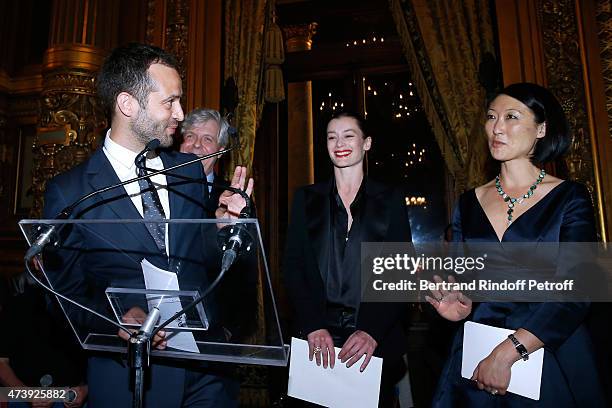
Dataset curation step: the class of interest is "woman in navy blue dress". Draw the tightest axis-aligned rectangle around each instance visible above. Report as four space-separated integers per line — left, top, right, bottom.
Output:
429 83 605 407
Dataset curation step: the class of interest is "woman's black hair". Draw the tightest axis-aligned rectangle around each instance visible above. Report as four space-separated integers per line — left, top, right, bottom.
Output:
329 111 370 138
491 82 570 163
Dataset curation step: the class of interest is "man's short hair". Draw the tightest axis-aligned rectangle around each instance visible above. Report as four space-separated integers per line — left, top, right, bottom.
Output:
181 109 229 148
97 43 180 115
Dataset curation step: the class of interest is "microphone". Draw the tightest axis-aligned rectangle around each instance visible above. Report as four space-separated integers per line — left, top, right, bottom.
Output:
135 139 161 172
40 374 53 387
217 203 254 273
139 306 161 337
24 213 68 261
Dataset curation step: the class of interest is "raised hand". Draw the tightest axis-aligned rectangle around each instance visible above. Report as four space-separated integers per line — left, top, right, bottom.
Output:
215 166 254 219
425 275 472 321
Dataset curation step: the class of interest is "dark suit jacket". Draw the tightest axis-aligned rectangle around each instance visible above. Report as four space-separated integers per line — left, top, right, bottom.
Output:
283 178 412 360
42 147 248 406
42 147 218 334
203 173 228 218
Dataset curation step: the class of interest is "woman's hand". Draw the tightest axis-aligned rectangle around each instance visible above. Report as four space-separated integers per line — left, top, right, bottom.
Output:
425 275 472 321
471 339 517 396
338 330 377 372
307 329 335 369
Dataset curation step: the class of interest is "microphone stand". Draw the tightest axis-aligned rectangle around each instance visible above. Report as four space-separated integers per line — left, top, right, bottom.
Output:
128 306 160 408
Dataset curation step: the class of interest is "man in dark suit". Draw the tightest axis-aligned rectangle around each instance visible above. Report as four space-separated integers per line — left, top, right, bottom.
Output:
179 109 229 217
42 43 253 408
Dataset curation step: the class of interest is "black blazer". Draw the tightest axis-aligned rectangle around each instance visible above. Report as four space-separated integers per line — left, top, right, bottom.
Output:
283 178 412 359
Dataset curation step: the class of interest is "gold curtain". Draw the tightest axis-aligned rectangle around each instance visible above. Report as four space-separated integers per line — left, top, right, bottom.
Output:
224 0 268 176
390 0 496 190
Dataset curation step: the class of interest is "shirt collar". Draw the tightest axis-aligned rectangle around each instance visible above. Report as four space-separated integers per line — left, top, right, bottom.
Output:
103 129 162 170
103 130 139 172
331 176 367 210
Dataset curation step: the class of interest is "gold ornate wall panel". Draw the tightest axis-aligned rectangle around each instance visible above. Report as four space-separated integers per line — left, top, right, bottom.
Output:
497 0 612 239
597 0 612 142
165 0 190 85
145 0 222 111
538 0 612 240
540 0 595 185
28 0 118 218
32 67 107 217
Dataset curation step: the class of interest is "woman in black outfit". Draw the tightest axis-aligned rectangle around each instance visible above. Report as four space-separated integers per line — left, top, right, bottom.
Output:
284 111 413 406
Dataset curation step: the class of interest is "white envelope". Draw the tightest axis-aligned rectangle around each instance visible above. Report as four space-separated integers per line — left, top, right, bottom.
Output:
288 337 383 407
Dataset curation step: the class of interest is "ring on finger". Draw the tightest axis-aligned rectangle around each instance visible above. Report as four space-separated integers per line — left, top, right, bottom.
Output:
490 389 498 395
313 346 322 354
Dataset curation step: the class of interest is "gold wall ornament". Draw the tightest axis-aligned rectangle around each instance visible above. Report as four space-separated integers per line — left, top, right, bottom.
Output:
282 22 318 52
596 0 612 142
165 0 189 85
31 67 107 218
540 0 594 184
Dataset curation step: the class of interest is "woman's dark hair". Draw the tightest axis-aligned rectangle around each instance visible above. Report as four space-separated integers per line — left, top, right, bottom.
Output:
491 82 570 163
329 111 370 138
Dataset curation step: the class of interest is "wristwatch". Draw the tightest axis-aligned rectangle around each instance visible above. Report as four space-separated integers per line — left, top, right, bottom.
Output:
508 333 529 361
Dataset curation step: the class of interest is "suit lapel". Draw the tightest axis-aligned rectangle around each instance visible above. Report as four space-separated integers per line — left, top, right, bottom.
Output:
85 149 161 255
360 179 389 243
304 181 332 284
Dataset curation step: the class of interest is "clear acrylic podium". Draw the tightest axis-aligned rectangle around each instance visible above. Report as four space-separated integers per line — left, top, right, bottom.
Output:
19 218 289 367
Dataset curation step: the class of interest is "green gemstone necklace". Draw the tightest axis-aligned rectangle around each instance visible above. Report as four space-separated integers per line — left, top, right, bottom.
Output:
495 168 546 225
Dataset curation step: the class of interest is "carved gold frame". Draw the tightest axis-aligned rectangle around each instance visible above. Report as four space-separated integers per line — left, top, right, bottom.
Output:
35 124 76 146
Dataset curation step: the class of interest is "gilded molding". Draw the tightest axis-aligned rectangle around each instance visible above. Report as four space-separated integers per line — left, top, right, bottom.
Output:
596 0 612 142
539 0 602 237
282 23 318 52
43 45 107 72
146 0 158 45
0 68 43 95
165 0 189 83
31 68 107 217
8 96 40 120
540 0 594 185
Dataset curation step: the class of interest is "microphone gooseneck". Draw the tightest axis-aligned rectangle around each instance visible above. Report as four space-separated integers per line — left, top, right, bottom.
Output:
24 140 163 262
134 139 161 173
25 140 236 263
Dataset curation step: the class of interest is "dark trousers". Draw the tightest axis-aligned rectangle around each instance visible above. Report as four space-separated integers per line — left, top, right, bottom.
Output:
87 356 239 408
327 304 406 407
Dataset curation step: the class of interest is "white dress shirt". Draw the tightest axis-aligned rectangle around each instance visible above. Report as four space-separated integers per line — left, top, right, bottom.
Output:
206 171 214 193
102 130 170 255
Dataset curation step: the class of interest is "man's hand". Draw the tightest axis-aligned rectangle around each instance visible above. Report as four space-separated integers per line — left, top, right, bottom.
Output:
118 307 167 349
215 166 254 219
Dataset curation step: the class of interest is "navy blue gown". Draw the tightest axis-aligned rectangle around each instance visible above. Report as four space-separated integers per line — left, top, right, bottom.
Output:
433 181 606 407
